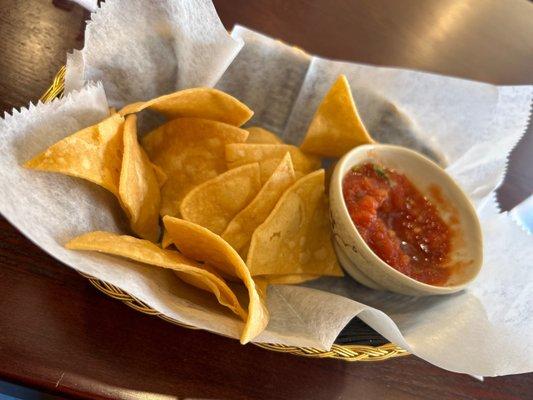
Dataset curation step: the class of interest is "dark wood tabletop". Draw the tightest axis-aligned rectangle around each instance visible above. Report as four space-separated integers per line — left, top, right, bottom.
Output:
0 0 532 399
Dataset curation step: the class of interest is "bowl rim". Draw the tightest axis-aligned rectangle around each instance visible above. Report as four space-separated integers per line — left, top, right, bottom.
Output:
330 143 483 292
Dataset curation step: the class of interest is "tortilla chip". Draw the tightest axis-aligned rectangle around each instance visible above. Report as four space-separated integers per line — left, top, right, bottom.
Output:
161 230 173 249
262 274 319 285
180 163 261 235
174 262 236 306
300 75 374 158
142 118 249 217
225 143 321 183
163 217 269 344
118 115 161 242
222 153 296 257
151 162 167 188
250 277 270 299
119 88 253 127
65 231 246 320
246 127 283 144
247 170 343 277
24 113 124 196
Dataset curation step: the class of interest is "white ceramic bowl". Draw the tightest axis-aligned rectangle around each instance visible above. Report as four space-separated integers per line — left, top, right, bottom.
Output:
329 144 483 296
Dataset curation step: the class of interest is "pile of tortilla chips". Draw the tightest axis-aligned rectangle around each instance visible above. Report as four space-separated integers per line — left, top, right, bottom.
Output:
25 75 372 343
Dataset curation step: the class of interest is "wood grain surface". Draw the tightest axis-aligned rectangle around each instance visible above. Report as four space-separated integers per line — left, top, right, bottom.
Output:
0 0 532 399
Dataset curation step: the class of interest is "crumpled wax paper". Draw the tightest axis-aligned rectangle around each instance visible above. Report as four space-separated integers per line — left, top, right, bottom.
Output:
72 0 98 12
65 0 243 107
1 1 532 376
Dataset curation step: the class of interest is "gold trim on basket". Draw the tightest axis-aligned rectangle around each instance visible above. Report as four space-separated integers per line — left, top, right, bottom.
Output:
40 66 66 102
43 67 408 362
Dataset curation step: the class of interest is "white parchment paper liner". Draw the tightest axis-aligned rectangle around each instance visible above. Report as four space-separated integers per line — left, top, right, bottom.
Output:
65 0 243 107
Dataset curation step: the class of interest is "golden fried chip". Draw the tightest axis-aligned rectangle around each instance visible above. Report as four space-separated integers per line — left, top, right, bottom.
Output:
66 231 246 320
161 230 173 249
163 217 269 344
239 273 319 296
262 274 319 285
222 153 296 257
180 163 261 235
174 262 236 304
300 75 374 158
24 113 125 196
119 115 161 242
250 277 270 299
142 118 249 218
247 170 343 277
225 143 321 183
151 162 167 188
119 88 253 127
246 127 283 144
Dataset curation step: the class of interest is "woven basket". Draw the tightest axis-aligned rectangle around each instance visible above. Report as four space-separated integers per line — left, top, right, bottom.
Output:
41 66 408 362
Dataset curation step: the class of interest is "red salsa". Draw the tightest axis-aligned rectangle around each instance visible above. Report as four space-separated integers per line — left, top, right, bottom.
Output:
343 163 452 285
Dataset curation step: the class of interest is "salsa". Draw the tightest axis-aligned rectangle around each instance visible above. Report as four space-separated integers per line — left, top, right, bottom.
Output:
343 162 452 285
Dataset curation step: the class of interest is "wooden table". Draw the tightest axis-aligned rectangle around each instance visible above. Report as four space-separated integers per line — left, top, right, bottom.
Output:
0 0 532 399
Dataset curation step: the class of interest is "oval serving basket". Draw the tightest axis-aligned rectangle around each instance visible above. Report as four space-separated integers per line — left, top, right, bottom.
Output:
41 66 408 362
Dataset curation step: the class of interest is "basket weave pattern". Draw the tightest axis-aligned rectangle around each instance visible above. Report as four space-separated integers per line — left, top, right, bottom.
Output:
40 67 408 362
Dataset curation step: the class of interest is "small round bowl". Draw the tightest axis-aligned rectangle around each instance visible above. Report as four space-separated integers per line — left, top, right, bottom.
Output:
329 144 483 296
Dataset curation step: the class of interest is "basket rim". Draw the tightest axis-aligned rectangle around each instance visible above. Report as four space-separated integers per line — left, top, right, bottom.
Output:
40 66 408 362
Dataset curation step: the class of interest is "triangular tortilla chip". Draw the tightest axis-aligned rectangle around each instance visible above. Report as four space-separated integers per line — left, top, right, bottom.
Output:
151 162 167 188
65 231 246 320
261 274 319 285
142 118 249 218
161 230 173 249
163 217 269 344
119 115 161 242
180 163 261 235
247 170 343 277
225 143 321 183
246 127 283 144
24 113 125 196
119 88 253 127
174 262 239 308
222 153 296 257
300 75 374 158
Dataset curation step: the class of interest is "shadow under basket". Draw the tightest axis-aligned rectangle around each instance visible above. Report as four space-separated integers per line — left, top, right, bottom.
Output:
41 66 408 362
